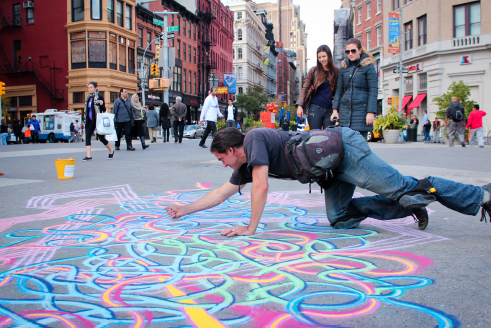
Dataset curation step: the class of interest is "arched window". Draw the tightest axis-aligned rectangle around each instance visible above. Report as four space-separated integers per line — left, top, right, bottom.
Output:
238 29 242 41
238 48 242 59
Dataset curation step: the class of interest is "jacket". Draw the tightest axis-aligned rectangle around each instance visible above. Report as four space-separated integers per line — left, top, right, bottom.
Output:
224 105 238 121
27 119 41 133
296 67 338 111
332 53 378 132
466 110 486 129
159 107 172 129
84 94 106 125
200 95 222 122
146 110 159 128
113 97 133 123
13 123 22 136
172 102 187 120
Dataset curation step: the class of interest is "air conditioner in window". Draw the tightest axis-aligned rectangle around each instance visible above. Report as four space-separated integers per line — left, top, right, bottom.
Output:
23 1 34 8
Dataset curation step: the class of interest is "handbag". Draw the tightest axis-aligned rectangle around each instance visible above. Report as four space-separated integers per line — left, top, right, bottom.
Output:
96 112 116 135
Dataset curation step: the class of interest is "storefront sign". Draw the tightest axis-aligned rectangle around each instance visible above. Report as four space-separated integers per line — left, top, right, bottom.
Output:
224 74 237 94
388 13 400 54
5 107 17 112
408 63 423 74
460 55 472 65
217 86 229 94
147 94 161 100
190 100 198 106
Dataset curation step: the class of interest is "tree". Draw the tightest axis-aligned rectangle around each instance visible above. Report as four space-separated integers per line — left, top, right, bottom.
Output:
235 85 269 120
432 80 475 120
1 97 11 120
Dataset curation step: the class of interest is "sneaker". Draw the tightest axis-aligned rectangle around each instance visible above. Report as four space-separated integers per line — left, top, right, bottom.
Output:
481 183 491 223
412 207 429 230
462 143 466 147
108 151 114 159
82 156 92 161
199 144 208 148
115 146 120 150
479 145 484 149
127 146 135 151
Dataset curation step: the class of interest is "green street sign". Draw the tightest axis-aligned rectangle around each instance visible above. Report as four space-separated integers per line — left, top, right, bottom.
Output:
167 26 179 32
153 18 165 26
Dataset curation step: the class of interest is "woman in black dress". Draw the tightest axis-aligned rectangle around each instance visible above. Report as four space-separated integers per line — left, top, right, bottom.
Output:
159 103 172 143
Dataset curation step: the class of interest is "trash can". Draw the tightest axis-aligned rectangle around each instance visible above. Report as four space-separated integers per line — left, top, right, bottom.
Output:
407 125 418 142
55 158 76 179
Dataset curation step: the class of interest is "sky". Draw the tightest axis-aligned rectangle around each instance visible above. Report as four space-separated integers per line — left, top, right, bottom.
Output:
252 0 339 68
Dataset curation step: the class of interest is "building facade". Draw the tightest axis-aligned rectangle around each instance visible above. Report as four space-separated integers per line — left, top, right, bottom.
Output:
381 0 490 129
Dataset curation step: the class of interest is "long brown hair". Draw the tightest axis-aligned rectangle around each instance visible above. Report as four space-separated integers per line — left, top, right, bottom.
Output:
315 45 338 92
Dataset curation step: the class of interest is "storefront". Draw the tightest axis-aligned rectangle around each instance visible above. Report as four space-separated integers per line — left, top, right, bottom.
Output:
182 96 200 123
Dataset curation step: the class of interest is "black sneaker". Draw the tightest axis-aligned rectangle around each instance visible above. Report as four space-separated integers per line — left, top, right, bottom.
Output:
199 144 208 148
115 146 120 150
127 146 135 151
108 151 114 159
462 143 466 147
82 156 92 161
480 183 491 223
412 207 429 230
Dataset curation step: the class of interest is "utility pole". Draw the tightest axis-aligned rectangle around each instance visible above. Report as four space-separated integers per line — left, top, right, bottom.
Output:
398 5 404 113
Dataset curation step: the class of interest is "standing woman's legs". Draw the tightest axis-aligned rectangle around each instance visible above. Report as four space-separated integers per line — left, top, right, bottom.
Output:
85 122 94 157
98 133 112 154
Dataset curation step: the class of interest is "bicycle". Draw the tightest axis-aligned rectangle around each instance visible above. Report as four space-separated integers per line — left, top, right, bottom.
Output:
486 130 491 146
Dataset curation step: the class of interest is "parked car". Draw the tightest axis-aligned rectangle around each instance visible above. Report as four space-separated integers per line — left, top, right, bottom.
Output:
183 124 204 139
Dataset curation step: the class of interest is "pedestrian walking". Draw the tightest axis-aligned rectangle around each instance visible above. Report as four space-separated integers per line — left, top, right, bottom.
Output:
172 97 187 143
69 122 77 143
113 88 135 151
422 110 428 135
423 120 431 143
224 99 238 128
159 103 172 143
199 87 222 148
280 113 290 131
297 45 339 130
146 105 159 143
332 38 377 140
130 94 149 150
444 96 466 147
13 120 22 144
81 82 114 161
467 104 486 148
1 120 10 146
75 120 82 142
27 115 41 143
166 127 491 236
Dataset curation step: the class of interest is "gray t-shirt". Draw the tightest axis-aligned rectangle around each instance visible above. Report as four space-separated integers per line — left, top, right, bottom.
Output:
229 128 295 185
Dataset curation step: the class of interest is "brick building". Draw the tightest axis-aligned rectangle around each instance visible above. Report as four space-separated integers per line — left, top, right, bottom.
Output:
276 44 289 103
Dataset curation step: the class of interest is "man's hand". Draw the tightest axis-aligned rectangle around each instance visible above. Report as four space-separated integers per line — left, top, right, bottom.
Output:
166 205 188 220
366 113 375 125
221 226 255 237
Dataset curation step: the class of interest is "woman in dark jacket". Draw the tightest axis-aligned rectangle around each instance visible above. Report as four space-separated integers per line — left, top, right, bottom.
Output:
82 81 114 161
332 38 378 139
13 120 23 144
159 103 172 143
296 45 339 130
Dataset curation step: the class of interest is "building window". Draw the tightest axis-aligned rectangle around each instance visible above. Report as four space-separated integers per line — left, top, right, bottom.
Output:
238 48 242 59
238 87 243 94
377 0 381 13
233 48 235 59
19 95 33 107
194 72 197 94
193 47 196 64
125 4 132 30
189 71 191 93
183 43 186 61
279 86 283 93
279 67 282 74
183 69 186 93
70 32 86 69
419 73 427 90
367 1 371 19
188 45 191 62
404 76 413 93
138 28 143 47
177 16 180 35
147 31 152 51
88 31 106 68
376 26 382 47
454 2 480 37
13 4 21 26
177 40 180 58
73 92 85 103
393 0 399 10
238 29 242 41
418 15 427 46
72 0 84 22
128 41 135 74
404 21 413 50
183 19 186 37
188 22 191 38
279 76 282 84
237 12 242 19
367 30 371 49
238 67 243 79
172 66 181 92
357 8 361 24
109 33 117 70
91 0 101 20
193 25 196 41
116 1 123 27
107 0 114 23
110 92 118 103
119 36 126 72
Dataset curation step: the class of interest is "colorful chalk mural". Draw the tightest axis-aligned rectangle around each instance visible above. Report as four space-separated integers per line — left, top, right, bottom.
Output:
0 184 458 327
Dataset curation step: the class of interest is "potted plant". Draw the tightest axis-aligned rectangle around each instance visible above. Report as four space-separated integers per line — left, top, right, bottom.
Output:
373 106 405 144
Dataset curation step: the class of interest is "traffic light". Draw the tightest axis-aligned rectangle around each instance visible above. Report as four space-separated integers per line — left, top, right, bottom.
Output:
155 45 161 61
0 81 5 97
150 63 157 76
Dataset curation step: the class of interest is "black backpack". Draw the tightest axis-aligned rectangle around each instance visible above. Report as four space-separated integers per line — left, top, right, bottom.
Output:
284 127 344 190
450 103 464 121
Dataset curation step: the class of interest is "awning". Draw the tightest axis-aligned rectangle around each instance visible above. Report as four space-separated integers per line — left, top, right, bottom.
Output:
402 95 413 113
407 94 427 111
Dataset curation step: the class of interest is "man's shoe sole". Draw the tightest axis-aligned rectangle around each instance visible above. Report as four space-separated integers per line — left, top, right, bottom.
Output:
399 194 436 209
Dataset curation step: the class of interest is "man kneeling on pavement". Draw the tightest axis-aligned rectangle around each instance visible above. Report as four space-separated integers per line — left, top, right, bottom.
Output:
166 127 491 236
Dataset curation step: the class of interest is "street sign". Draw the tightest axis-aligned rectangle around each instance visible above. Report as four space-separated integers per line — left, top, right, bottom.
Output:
167 26 179 32
167 32 175 39
217 87 228 94
153 18 165 27
401 68 409 73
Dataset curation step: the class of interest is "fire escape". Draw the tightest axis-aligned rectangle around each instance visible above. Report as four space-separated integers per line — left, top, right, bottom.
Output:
197 9 217 103
0 7 64 108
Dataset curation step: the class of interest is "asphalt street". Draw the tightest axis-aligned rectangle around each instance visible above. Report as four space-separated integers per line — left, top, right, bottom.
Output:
0 135 490 328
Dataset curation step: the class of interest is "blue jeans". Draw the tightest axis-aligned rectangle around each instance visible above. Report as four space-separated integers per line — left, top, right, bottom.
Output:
1 133 9 145
324 128 485 228
424 130 431 141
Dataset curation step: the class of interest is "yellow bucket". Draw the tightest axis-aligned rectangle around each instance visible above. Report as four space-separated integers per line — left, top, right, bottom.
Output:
55 158 76 179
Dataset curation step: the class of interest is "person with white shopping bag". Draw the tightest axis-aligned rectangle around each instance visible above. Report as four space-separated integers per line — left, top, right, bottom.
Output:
82 82 115 161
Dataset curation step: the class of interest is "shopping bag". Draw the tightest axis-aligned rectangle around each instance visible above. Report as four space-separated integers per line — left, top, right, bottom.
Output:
106 130 118 142
96 113 116 135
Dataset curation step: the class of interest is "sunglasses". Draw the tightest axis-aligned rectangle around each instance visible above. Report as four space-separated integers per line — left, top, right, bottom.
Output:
345 49 358 55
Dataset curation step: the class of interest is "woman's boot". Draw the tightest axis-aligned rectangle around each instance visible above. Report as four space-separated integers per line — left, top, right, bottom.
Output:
140 136 149 149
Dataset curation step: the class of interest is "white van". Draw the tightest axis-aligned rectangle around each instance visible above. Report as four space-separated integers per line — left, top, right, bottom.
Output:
34 109 82 143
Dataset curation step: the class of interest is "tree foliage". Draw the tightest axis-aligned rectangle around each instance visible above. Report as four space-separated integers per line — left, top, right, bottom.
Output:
373 105 405 131
432 81 475 120
1 97 11 119
235 85 269 120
